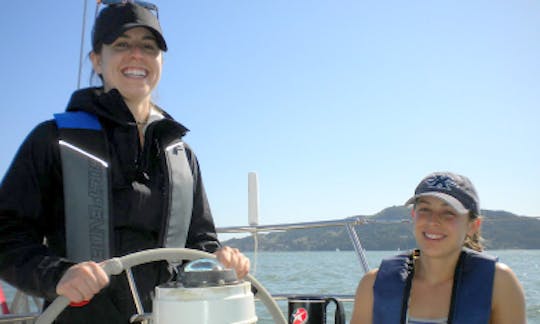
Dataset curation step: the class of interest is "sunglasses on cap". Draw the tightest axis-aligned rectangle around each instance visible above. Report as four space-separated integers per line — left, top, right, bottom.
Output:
96 0 159 19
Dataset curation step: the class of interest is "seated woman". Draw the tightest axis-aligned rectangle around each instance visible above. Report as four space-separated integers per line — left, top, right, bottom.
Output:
351 172 526 324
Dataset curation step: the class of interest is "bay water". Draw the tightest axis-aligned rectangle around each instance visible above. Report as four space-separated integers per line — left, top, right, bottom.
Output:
248 250 540 323
1 250 539 323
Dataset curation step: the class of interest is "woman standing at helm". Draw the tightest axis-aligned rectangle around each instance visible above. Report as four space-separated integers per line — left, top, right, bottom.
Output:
0 2 249 323
351 172 526 324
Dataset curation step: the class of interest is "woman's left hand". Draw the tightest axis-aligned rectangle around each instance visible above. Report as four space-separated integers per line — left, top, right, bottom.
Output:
215 246 250 279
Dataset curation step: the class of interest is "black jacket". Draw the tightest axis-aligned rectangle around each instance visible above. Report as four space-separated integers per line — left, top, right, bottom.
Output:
0 87 221 323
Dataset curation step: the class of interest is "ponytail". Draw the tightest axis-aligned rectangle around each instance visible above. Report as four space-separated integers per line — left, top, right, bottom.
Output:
464 211 484 252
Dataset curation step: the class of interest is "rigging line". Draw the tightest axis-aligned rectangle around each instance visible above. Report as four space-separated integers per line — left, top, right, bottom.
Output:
77 0 89 89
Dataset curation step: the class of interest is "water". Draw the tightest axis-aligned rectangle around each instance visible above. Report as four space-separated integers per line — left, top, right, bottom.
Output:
248 250 540 323
1 250 539 323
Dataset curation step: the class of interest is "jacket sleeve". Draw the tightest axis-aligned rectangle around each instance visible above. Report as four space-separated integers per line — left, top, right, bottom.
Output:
183 145 221 253
0 121 74 300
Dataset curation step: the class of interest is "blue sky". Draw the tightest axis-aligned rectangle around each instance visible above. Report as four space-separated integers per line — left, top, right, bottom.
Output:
1 1 539 236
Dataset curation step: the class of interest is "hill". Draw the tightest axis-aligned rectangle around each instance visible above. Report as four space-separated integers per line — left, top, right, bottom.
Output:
222 207 540 251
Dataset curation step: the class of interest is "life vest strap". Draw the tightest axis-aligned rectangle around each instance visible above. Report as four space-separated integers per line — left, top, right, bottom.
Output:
54 112 194 263
164 142 193 249
55 112 111 262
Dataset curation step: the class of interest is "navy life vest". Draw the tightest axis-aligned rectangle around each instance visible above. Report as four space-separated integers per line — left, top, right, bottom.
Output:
373 248 497 324
54 111 194 262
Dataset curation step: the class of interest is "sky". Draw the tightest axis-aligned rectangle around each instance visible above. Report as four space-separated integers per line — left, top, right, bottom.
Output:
1 1 539 238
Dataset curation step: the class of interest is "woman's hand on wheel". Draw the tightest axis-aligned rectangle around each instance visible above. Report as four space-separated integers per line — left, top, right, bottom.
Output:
215 246 250 279
55 261 110 303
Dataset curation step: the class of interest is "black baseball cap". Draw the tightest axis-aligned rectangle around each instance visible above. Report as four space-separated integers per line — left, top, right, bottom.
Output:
92 2 167 52
405 172 480 215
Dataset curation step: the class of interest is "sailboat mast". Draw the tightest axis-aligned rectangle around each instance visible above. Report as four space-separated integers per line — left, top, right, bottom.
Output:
77 0 89 89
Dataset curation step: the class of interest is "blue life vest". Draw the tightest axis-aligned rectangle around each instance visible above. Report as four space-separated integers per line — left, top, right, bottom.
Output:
373 248 497 324
54 111 194 262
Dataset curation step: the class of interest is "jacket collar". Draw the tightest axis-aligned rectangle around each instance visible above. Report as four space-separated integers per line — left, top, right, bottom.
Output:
65 87 189 137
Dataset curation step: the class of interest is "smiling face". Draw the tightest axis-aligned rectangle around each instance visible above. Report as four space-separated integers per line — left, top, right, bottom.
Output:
413 196 479 258
90 27 163 105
